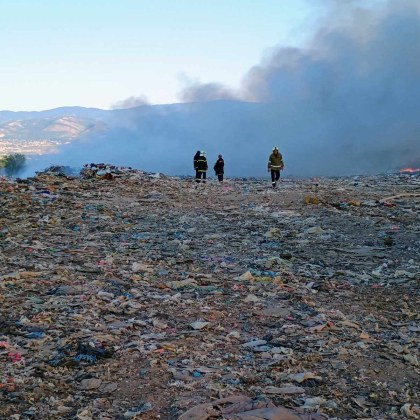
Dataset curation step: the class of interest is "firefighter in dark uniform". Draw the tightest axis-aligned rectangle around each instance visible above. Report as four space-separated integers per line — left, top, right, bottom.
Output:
267 146 284 188
213 154 224 182
195 151 208 183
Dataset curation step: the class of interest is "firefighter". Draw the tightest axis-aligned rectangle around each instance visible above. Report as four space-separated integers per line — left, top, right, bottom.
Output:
267 146 284 188
213 154 224 182
195 151 208 183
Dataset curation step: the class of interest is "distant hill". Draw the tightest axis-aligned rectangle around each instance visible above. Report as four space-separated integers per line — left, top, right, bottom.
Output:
0 106 110 124
0 107 111 158
0 115 106 141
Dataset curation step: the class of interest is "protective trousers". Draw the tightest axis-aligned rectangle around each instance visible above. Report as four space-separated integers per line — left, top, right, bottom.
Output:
271 170 280 187
196 171 207 183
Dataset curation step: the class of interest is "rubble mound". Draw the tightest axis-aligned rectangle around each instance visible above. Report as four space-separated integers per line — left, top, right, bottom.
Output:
80 163 165 181
0 169 419 418
35 165 78 178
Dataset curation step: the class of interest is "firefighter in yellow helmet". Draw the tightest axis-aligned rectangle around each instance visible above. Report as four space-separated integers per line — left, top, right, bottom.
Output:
195 151 208 183
267 146 284 188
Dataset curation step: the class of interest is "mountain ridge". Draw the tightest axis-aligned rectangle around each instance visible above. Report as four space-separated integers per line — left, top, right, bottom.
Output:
0 100 259 122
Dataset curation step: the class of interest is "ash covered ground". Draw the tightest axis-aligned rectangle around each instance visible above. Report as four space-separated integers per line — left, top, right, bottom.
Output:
0 167 419 419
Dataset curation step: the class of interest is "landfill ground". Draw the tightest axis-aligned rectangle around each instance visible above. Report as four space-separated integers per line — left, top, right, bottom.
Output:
0 168 419 420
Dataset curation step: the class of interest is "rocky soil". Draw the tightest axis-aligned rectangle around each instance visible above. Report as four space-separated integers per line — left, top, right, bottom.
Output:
0 169 419 419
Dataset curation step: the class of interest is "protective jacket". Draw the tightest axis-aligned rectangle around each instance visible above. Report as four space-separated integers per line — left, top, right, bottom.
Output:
214 158 224 175
193 152 200 170
196 156 208 172
268 152 284 170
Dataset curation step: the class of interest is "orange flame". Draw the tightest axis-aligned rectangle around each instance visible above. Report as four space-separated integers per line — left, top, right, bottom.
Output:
400 167 420 173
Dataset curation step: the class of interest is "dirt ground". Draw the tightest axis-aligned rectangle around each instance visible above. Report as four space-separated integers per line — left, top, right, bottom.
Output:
0 171 419 419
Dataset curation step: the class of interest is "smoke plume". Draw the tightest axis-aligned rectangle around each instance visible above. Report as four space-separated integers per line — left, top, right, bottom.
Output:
175 0 420 175
180 81 239 102
111 95 150 109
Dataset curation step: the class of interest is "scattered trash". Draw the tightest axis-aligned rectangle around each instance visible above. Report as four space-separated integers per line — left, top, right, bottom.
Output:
263 385 305 395
288 372 322 384
123 402 153 418
0 169 419 418
179 395 328 420
189 321 211 330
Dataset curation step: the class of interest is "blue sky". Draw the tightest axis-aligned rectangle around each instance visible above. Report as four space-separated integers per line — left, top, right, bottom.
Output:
0 0 323 110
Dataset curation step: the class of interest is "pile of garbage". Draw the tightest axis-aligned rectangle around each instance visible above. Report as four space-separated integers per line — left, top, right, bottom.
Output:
34 165 79 178
0 169 419 418
34 163 164 182
79 163 164 181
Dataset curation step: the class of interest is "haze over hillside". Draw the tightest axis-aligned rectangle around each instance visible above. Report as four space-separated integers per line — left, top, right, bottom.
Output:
0 115 104 140
0 112 106 157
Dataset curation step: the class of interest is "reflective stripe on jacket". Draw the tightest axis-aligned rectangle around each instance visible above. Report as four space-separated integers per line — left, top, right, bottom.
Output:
196 158 208 172
268 153 283 170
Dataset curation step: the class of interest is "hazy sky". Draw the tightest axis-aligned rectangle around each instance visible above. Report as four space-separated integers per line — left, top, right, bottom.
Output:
0 0 326 111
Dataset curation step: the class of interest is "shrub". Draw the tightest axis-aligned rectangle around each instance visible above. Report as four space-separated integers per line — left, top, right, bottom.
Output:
1 153 27 176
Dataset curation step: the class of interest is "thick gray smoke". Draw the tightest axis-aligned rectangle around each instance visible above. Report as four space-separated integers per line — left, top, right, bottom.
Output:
175 0 420 175
238 1 420 174
26 0 420 177
180 82 239 103
111 95 150 109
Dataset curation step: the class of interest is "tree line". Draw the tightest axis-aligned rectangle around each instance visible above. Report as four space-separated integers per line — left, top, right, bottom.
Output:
0 153 27 177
